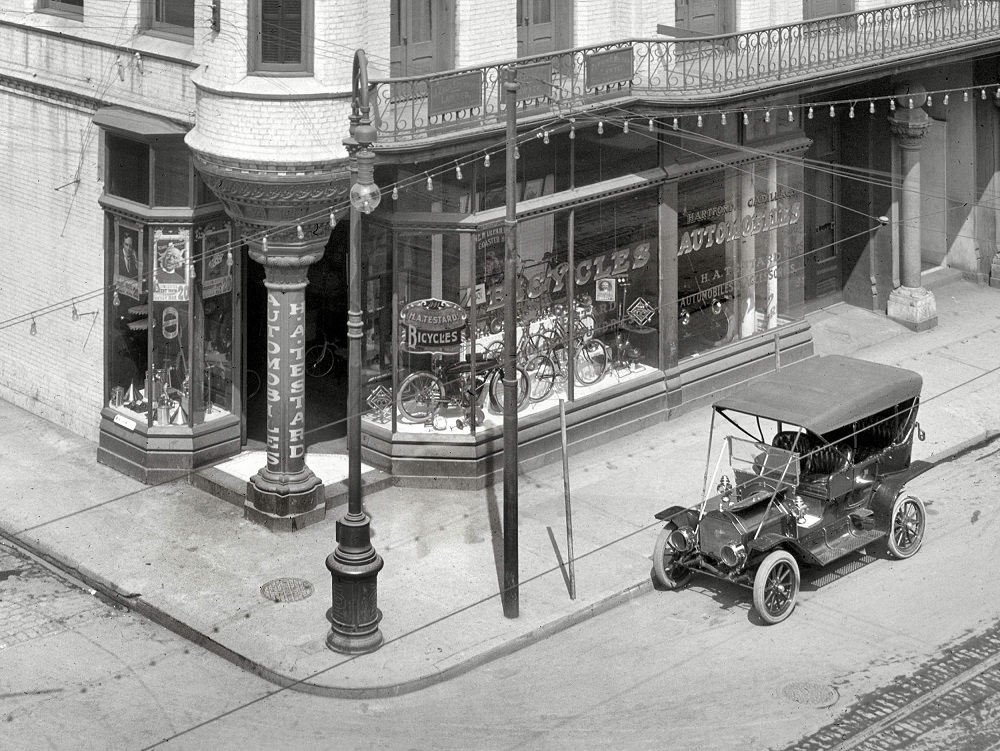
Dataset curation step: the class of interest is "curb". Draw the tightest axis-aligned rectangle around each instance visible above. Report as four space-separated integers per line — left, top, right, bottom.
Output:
2 432 994 699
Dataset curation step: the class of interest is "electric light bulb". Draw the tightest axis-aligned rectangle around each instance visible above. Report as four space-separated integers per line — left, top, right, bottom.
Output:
743 112 749 125
296 225 304 239
721 112 727 125
788 109 794 122
484 152 491 168
329 211 337 229
543 130 549 144
869 100 875 114
673 117 678 130
597 121 604 135
455 164 462 180
622 120 629 133
648 118 654 132
808 107 814 119
943 93 949 105
392 186 399 200
849 105 855 119
829 105 835 117
697 115 703 128
764 110 770 123
426 175 433 191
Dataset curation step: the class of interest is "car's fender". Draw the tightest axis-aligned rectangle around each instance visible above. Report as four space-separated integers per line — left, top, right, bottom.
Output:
654 505 698 528
870 472 910 522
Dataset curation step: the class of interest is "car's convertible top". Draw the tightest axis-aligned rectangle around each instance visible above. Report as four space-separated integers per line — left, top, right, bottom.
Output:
713 355 922 436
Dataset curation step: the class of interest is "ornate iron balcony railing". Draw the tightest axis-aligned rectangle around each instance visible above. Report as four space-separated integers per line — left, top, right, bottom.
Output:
371 0 1000 146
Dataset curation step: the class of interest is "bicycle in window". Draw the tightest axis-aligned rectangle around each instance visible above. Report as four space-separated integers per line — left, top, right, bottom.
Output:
396 353 530 429
523 298 609 402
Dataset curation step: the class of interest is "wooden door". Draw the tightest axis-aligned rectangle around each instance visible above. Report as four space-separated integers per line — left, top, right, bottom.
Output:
675 0 731 35
391 0 452 77
804 119 843 307
517 0 572 57
803 0 854 19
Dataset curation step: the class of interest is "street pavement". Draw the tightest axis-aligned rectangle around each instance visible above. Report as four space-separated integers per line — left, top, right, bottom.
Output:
2 273 998 698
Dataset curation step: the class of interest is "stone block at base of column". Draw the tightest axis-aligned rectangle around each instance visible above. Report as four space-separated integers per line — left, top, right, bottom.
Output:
245 475 326 531
887 285 937 332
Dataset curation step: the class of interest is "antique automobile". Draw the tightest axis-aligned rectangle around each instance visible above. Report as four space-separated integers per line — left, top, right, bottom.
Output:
652 355 927 624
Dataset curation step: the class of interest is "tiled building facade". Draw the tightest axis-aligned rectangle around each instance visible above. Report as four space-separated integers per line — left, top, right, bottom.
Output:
2 0 999 527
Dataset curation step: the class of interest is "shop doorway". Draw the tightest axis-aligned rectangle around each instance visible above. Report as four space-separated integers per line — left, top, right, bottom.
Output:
803 115 843 311
243 226 350 450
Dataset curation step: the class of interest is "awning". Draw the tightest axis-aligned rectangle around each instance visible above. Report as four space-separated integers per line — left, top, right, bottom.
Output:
92 107 188 138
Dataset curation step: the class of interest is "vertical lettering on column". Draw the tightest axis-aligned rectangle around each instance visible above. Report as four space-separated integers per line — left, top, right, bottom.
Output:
265 292 282 469
287 300 306 460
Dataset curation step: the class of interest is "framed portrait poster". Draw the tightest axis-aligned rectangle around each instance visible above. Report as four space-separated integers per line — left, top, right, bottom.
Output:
152 228 191 302
201 227 233 298
595 276 617 303
114 220 143 301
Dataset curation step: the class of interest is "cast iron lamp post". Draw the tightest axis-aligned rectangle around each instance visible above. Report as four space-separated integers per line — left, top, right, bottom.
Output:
326 49 384 654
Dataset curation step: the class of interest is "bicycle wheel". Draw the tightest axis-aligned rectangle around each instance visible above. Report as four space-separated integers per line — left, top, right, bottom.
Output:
488 366 530 413
525 354 556 402
305 344 335 377
575 339 608 385
397 372 443 422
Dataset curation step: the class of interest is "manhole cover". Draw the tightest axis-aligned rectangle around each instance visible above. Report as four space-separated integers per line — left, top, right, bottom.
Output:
260 577 314 603
782 681 839 708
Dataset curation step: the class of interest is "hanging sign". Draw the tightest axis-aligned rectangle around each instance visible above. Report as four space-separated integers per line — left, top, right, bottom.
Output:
399 298 468 355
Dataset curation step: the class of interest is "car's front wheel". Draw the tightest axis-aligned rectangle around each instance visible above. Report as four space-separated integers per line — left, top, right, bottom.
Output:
753 550 800 625
652 524 692 590
887 493 926 559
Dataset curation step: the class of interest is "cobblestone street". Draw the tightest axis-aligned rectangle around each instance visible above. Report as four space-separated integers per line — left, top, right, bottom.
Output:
0 543 106 655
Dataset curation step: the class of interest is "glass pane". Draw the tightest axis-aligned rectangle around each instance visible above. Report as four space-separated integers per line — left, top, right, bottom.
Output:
395 231 499 433
532 0 552 24
109 220 150 421
155 0 195 27
410 0 433 42
150 227 193 426
572 127 658 189
106 133 149 205
198 227 236 423
153 142 191 207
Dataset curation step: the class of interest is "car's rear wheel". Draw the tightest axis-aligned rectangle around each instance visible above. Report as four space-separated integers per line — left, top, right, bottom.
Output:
652 524 692 589
887 494 926 559
753 550 799 625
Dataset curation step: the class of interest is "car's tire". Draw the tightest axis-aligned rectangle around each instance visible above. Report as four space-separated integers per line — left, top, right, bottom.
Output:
753 549 800 625
886 493 926 559
652 524 692 590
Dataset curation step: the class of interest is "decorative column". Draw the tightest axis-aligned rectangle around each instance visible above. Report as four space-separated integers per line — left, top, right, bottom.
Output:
245 232 327 529
887 82 938 331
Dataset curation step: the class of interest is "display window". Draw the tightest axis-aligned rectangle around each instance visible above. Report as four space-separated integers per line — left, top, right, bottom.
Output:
371 188 662 435
676 160 805 360
107 217 237 429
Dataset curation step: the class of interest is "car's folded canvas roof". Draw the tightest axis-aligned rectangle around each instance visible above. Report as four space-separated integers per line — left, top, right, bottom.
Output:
712 355 922 435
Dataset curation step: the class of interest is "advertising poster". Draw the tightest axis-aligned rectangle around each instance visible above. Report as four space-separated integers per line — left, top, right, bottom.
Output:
201 227 232 299
114 221 143 301
152 227 191 302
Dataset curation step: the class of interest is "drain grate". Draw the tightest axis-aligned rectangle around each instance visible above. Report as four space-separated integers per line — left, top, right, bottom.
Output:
782 681 840 708
260 577 314 603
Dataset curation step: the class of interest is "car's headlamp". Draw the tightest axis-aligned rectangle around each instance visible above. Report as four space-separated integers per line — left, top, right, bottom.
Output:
720 542 747 568
668 527 696 553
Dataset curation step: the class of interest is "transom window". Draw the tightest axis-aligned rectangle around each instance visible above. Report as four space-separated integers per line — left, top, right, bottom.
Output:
39 0 83 18
142 0 195 39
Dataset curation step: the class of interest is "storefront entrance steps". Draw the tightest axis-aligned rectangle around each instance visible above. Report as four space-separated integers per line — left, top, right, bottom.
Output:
190 450 394 515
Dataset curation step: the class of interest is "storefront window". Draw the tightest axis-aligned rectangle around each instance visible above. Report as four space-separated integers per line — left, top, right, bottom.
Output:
676 161 805 360
106 218 237 428
382 188 661 434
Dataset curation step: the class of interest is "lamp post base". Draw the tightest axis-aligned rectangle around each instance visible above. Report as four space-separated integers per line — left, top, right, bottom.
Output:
325 513 384 654
887 285 937 332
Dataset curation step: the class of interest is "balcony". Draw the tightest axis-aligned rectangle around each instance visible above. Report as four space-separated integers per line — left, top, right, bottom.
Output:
372 0 1000 147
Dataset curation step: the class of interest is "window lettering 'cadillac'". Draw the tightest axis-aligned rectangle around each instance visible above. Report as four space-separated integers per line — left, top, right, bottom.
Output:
652 355 927 624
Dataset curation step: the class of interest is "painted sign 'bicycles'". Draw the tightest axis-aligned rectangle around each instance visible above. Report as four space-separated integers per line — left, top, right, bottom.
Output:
399 298 468 355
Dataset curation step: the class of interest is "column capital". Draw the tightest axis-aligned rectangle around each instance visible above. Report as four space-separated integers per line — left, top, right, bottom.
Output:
888 108 930 148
